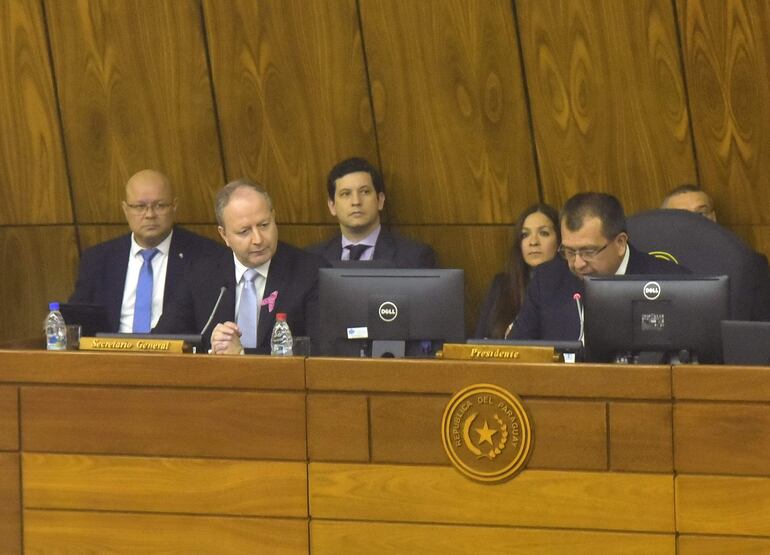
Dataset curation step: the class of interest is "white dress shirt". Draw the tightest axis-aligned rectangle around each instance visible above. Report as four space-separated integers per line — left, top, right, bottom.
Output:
119 231 174 332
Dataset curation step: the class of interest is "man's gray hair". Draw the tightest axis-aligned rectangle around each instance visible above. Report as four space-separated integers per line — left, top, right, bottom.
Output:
215 178 273 226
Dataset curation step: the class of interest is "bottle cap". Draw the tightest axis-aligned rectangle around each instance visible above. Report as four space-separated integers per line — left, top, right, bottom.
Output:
49 302 60 311
276 313 287 321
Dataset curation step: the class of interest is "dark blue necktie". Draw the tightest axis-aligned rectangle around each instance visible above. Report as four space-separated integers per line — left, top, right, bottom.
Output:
132 248 159 332
346 244 370 261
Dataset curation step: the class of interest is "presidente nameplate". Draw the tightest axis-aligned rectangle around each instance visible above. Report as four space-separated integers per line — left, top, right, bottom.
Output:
438 343 557 362
441 384 533 483
79 337 187 353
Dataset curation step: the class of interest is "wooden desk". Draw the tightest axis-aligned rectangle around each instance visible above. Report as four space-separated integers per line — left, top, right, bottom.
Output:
1 352 769 553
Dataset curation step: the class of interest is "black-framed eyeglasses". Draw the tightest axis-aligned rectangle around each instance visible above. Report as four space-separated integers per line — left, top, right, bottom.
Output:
558 242 610 261
125 201 174 215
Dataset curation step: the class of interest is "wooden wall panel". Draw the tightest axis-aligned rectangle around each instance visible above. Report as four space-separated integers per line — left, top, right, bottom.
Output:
0 386 18 451
673 365 770 402
525 400 606 470
609 402 673 472
203 0 376 224
0 351 306 391
678 0 770 227
679 535 770 555
360 0 538 225
677 474 770 536
44 0 223 224
24 454 307 517
0 453 21 555
0 227 79 342
21 387 306 459
24 510 308 554
674 403 770 475
312 520 675 555
307 358 671 399
518 0 696 212
0 0 71 226
310 463 675 532
307 394 369 462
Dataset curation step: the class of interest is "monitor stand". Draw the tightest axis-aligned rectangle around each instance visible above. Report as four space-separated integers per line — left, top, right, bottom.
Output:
372 340 405 358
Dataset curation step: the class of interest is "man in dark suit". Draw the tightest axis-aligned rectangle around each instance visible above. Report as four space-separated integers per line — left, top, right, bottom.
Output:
154 178 328 354
511 192 688 341
69 169 223 332
307 157 437 267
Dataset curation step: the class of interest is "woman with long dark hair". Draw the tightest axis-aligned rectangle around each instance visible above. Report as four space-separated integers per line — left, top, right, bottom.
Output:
475 203 561 338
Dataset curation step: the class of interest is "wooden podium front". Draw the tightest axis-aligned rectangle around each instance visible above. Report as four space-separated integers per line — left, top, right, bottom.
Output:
1 351 769 553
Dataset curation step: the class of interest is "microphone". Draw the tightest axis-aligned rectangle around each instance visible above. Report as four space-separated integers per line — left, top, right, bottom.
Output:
200 285 227 337
573 292 585 346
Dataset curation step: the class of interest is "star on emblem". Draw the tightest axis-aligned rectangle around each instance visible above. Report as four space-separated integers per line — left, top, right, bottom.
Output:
475 419 497 446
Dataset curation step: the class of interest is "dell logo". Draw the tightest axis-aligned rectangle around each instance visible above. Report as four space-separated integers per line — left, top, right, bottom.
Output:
378 301 398 322
643 281 661 300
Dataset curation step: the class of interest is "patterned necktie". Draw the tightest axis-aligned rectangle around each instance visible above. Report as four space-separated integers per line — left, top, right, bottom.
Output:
132 248 159 332
345 244 370 261
237 269 259 348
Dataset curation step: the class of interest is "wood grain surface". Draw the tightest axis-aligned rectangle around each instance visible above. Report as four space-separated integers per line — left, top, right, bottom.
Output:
0 350 305 390
24 509 308 554
678 0 770 226
0 0 71 226
609 401 673 472
677 474 770 536
360 0 538 224
203 0 377 224
0 386 18 451
673 365 770 402
312 520 675 554
23 454 307 517
0 227 79 343
674 402 770 475
309 463 675 532
679 534 770 554
21 386 306 459
307 357 671 398
518 0 696 213
307 394 369 462
0 453 20 555
45 0 223 224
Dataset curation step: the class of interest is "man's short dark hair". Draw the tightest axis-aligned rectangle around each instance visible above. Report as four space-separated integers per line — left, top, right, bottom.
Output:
326 157 385 201
661 183 709 206
560 192 626 240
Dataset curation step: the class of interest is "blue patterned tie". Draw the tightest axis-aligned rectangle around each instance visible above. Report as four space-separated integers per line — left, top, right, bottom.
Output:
237 269 259 348
132 248 159 332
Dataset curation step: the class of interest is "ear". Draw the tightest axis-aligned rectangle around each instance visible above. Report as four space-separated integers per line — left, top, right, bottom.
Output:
327 198 337 217
377 192 385 211
121 201 129 218
217 226 229 247
615 232 629 254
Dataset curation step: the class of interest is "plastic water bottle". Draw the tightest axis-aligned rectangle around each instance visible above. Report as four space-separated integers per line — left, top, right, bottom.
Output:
44 302 67 351
270 312 293 356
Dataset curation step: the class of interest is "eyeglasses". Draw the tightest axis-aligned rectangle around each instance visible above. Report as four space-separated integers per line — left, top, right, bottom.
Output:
558 242 610 261
125 201 174 215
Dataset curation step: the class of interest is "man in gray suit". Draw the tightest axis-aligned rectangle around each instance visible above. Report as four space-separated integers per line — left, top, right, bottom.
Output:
307 157 436 268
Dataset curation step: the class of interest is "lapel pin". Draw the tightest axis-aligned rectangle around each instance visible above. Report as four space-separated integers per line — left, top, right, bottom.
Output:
179 253 184 259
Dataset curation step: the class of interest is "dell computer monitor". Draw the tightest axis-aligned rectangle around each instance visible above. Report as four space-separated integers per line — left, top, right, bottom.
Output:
318 268 465 357
584 275 730 364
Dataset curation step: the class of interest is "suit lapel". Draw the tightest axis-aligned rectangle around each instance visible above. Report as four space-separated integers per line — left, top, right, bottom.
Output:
164 228 185 310
373 229 396 261
325 235 343 261
106 236 132 330
258 245 287 349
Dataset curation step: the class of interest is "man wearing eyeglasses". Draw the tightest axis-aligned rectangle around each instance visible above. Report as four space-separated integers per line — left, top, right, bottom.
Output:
510 192 687 341
69 169 223 332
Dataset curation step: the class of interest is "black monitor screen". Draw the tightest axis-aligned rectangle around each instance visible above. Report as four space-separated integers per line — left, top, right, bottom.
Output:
584 275 730 364
318 268 465 356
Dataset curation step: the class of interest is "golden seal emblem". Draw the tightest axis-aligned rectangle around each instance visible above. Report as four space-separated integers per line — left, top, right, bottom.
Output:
441 384 532 483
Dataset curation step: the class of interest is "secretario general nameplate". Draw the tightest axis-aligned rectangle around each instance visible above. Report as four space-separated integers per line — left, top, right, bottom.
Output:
441 384 533 483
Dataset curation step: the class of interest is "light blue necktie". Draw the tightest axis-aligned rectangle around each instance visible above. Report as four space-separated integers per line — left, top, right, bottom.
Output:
132 248 159 333
237 269 259 348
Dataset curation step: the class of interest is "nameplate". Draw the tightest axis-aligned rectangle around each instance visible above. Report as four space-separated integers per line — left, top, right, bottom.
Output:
79 337 187 353
438 343 557 363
